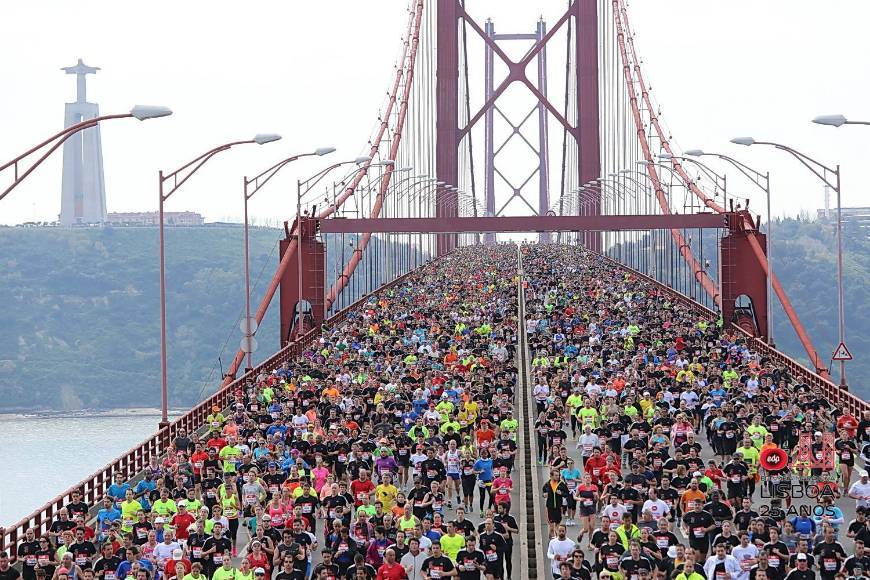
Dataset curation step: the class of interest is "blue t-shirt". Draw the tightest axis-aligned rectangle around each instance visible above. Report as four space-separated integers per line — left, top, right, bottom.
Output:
473 458 494 482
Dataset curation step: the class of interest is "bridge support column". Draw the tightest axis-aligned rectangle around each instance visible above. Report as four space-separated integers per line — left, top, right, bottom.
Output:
721 221 769 341
436 0 459 256
279 219 325 347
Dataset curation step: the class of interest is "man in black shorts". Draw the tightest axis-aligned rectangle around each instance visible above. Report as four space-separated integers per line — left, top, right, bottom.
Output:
543 469 570 538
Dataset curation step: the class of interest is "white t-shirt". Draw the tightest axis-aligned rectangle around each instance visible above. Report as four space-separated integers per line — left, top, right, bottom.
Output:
849 480 870 507
642 499 670 518
547 537 576 575
732 543 759 580
153 541 181 566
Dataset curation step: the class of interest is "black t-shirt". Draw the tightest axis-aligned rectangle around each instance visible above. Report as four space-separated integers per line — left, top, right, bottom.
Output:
620 555 653 580
711 533 740 550
651 531 679 556
49 520 76 535
478 532 506 565
422 555 455 578
0 568 21 580
749 565 783 580
68 541 98 568
455 549 486 580
734 509 759 531
813 541 847 576
599 544 625 570
202 536 233 564
452 519 476 539
309 563 340 580
17 541 39 569
683 510 715 545
784 569 815 580
93 556 122 578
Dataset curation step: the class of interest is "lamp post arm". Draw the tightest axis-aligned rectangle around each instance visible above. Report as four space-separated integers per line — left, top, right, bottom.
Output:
705 153 767 190
670 156 726 191
0 113 133 202
245 153 318 200
162 140 257 200
755 141 838 190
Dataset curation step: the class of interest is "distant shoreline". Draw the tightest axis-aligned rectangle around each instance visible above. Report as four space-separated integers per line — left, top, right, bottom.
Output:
0 408 187 421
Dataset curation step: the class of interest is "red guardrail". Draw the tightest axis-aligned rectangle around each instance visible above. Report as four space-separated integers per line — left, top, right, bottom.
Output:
0 265 421 556
597 252 870 417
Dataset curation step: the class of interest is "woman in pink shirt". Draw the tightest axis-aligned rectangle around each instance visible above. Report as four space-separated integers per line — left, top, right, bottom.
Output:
491 466 513 506
310 457 330 492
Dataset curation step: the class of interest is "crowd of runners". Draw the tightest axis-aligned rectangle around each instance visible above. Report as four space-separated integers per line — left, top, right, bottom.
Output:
6 242 870 580
8 246 524 580
521 244 870 580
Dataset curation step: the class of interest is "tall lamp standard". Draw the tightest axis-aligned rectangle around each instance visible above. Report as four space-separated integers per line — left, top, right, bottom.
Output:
731 136 847 388
158 133 282 429
0 105 172 202
684 148 774 345
241 147 336 373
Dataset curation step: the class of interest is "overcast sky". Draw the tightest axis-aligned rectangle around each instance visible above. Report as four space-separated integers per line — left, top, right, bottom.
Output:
1 1 868 226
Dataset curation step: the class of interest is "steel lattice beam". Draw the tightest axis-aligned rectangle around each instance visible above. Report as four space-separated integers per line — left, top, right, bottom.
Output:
319 213 727 234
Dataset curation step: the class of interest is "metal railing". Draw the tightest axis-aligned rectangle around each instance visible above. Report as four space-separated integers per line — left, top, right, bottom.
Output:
0 265 422 555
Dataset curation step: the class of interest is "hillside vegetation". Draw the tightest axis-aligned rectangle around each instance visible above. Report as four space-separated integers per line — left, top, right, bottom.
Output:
0 226 283 411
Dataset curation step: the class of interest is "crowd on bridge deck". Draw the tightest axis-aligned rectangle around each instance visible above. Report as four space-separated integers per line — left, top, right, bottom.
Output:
8 245 528 580
520 244 870 580
8 242 870 580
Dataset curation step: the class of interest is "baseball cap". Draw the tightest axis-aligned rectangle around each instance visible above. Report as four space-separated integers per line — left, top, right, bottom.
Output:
814 431 822 437
861 470 869 478
172 549 183 560
254 569 266 576
796 554 807 561
155 517 165 524
692 471 702 477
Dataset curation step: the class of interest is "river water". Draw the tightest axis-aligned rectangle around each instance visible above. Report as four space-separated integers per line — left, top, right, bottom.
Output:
0 413 178 526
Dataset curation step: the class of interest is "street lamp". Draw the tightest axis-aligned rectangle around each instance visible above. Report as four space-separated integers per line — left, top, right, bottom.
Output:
0 105 172 202
241 146 336 373
812 114 870 127
684 148 774 345
158 133 281 429
658 152 728 208
731 137 847 387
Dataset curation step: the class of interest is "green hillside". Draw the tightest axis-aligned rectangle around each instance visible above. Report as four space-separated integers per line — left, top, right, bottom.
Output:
768 217 870 396
0 226 285 410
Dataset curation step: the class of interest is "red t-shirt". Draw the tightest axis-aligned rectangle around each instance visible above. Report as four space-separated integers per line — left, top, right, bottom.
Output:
350 479 376 506
171 513 196 540
164 558 192 579
377 562 408 580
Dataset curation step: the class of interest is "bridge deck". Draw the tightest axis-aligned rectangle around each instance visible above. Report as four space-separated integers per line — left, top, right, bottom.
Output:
520 244 866 580
4 244 868 580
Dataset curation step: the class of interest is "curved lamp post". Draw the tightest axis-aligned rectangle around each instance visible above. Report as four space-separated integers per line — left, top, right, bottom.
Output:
158 133 282 428
0 105 172 203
